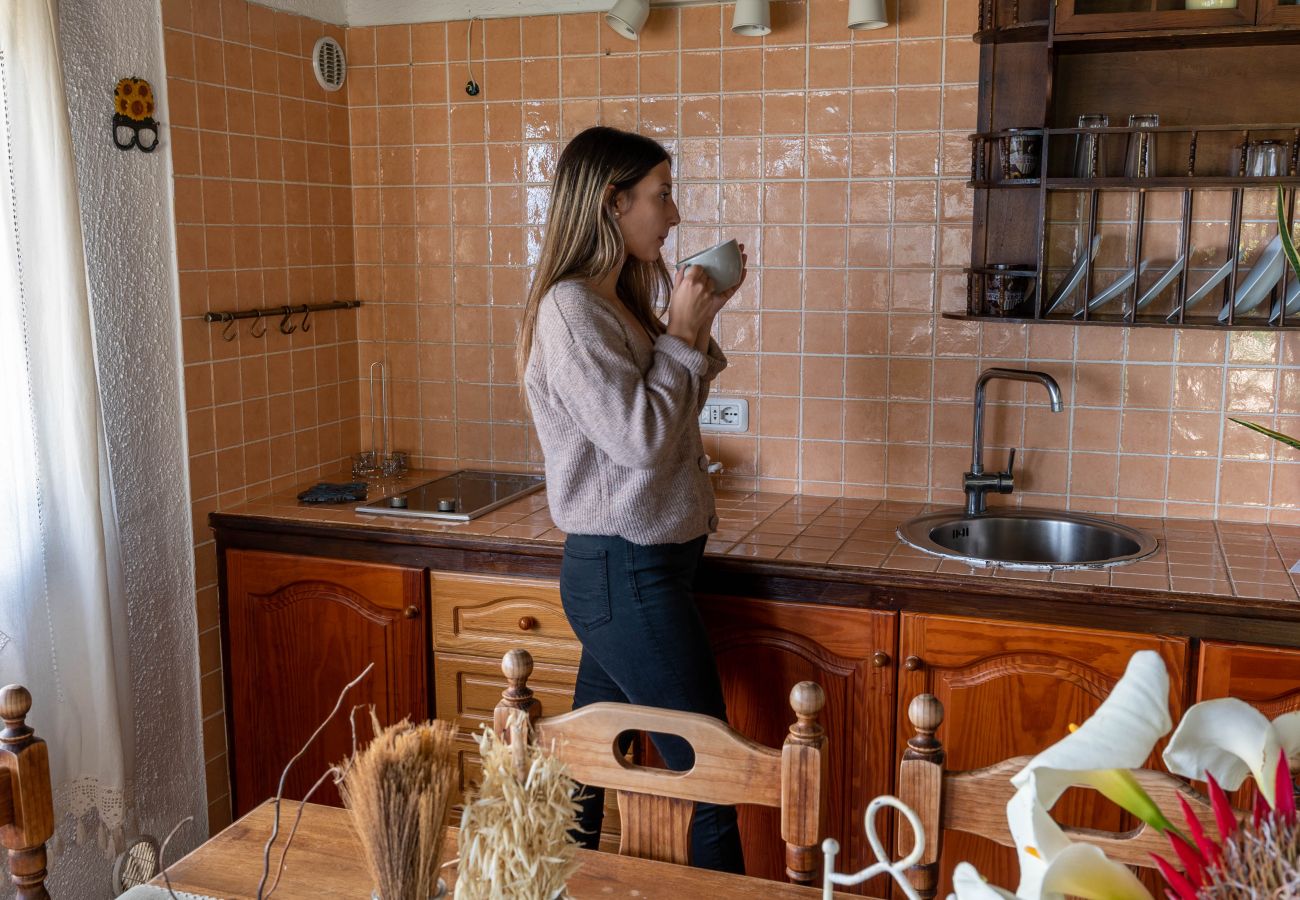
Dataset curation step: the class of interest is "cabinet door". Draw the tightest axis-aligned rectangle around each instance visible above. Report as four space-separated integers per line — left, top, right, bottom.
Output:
700 595 897 893
225 549 427 817
1196 640 1300 807
898 613 1189 895
1256 0 1300 23
1054 0 1256 34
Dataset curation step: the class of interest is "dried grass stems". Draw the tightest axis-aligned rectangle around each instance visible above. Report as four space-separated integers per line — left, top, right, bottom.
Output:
455 711 582 900
336 710 459 900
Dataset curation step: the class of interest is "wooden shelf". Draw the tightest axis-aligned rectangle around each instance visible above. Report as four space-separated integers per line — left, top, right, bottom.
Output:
942 312 1300 329
973 20 1050 43
969 179 1041 189
1043 176 1300 189
1052 22 1300 51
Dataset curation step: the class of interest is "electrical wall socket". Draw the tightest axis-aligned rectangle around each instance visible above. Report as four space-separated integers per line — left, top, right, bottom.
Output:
699 397 749 433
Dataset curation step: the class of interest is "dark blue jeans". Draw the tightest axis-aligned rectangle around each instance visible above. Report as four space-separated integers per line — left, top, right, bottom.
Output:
559 532 745 875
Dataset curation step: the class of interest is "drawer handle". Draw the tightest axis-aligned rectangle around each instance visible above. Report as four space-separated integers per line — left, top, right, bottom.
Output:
872 651 890 668
404 605 420 619
903 655 923 671
518 616 538 631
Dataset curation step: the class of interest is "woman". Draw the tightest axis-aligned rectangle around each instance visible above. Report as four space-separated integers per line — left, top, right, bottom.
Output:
516 125 747 874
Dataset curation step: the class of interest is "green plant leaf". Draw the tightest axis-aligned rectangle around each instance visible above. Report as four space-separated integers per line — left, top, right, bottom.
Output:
1230 417 1300 451
1277 185 1300 285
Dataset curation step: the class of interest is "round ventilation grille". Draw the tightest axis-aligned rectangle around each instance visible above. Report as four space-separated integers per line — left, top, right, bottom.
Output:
312 36 346 92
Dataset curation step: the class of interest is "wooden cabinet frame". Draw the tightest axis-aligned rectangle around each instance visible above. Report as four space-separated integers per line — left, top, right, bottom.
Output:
1054 0 1257 33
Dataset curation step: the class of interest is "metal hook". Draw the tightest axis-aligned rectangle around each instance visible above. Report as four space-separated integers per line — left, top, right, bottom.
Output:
249 310 267 338
221 313 238 342
279 306 297 335
299 305 312 333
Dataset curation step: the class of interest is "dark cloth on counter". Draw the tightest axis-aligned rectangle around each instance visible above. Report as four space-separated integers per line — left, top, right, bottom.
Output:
296 482 367 503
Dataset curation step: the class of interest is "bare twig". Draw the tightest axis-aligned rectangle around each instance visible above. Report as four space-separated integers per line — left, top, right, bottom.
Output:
256 662 374 900
265 704 372 898
157 815 195 900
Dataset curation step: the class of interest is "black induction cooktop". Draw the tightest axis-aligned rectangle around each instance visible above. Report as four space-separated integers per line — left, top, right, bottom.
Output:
355 469 545 522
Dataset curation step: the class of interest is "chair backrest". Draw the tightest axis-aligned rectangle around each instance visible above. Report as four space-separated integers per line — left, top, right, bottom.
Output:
0 684 54 899
895 693 1221 899
493 649 828 884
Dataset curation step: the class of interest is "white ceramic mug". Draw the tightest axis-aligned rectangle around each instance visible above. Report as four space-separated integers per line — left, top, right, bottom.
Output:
675 239 743 293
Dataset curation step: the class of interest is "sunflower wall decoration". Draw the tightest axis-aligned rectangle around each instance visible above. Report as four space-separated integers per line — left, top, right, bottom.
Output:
112 77 158 152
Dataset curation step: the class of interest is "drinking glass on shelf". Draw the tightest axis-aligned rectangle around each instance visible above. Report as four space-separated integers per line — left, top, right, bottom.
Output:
1071 114 1109 179
1246 139 1288 177
1124 113 1159 178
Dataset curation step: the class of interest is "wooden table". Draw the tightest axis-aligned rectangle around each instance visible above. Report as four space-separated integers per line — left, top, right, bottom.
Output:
154 801 869 899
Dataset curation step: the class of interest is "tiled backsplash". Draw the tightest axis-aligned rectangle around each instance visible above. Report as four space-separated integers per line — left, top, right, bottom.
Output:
162 0 1300 830
164 0 361 829
343 0 1300 524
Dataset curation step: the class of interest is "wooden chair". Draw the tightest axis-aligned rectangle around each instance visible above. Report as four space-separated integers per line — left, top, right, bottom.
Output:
895 693 1221 898
492 649 828 884
0 684 54 899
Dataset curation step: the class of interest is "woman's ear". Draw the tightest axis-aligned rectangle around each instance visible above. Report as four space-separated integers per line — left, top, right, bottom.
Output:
607 184 627 219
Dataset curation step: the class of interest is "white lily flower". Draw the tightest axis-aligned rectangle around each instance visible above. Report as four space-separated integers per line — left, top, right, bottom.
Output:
1163 698 1300 809
950 836 1152 900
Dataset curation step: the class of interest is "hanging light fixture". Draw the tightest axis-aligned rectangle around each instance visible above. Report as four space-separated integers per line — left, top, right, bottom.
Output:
606 0 649 39
731 0 771 36
848 0 888 30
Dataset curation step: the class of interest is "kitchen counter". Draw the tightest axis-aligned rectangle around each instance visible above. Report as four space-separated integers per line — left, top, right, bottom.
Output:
210 469 1300 637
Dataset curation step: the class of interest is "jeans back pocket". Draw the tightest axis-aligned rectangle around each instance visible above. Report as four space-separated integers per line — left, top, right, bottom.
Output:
560 544 611 630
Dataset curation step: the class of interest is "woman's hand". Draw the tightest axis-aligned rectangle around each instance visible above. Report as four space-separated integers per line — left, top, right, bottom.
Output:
666 243 747 348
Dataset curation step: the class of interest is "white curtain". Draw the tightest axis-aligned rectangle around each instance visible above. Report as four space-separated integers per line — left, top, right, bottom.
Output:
0 0 134 855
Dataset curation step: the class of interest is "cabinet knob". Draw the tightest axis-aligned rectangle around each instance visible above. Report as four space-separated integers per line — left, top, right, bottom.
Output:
518 616 538 631
404 605 420 619
872 651 890 668
903 655 924 671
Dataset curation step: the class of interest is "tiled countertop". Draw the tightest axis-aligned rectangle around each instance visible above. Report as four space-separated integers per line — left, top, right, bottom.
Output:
214 469 1300 607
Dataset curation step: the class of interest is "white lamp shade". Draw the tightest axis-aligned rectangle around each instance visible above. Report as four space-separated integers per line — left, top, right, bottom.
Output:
848 0 888 29
731 0 771 36
606 0 649 39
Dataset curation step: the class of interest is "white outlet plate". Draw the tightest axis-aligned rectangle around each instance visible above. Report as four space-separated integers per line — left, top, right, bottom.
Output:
699 397 749 433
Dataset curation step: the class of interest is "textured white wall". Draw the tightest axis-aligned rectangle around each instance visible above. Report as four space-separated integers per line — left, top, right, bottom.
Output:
7 0 211 897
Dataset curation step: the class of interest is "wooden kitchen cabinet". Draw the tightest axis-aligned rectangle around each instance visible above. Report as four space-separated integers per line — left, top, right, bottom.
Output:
897 613 1190 895
699 595 897 893
1053 0 1256 35
223 549 427 817
1196 640 1300 807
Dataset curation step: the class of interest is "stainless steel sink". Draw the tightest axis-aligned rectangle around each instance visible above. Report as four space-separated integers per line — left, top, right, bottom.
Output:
896 508 1158 570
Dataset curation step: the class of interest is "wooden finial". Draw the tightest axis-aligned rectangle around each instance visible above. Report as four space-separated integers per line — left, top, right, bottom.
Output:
0 685 33 745
906 694 944 758
786 681 825 744
494 649 541 739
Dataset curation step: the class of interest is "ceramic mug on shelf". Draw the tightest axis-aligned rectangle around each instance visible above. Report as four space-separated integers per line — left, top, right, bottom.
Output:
981 265 1037 317
1003 129 1041 180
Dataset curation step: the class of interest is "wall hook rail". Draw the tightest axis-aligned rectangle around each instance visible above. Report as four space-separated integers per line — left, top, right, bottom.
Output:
203 300 361 337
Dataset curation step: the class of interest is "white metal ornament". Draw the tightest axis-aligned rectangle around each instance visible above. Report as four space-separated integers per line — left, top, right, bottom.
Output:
821 795 924 900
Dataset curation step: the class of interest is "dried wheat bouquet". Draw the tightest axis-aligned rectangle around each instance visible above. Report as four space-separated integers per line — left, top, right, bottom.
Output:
454 712 581 900
336 711 458 900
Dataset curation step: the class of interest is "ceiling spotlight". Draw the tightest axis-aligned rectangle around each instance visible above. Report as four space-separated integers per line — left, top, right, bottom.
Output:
731 0 771 36
606 0 649 39
848 0 889 30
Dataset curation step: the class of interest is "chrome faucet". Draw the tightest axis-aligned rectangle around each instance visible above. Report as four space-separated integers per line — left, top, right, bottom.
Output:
964 368 1064 517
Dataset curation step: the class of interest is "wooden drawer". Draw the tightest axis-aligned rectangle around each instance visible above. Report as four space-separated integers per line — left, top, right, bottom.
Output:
437 650 620 848
431 571 580 666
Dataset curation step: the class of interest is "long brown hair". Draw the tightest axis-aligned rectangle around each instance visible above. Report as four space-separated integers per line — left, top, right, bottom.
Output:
515 126 673 387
